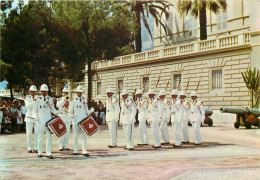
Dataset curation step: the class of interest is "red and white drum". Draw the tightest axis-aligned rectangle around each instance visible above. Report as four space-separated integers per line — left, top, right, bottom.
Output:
78 115 99 136
46 116 67 137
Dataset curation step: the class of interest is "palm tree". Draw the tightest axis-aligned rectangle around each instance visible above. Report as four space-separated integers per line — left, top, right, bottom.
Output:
241 68 260 108
177 0 227 40
124 0 172 52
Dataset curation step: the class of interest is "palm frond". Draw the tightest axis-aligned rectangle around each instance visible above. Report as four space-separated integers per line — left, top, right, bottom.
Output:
141 10 153 41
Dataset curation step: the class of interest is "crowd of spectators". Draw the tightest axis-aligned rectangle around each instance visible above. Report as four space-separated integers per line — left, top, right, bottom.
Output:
0 97 27 134
0 96 107 134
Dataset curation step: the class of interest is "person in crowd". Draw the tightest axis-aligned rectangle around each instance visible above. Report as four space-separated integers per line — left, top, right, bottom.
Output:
21 101 27 132
11 103 17 132
16 106 23 132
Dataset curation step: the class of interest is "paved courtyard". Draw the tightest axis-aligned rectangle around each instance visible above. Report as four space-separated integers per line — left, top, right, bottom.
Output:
0 121 260 180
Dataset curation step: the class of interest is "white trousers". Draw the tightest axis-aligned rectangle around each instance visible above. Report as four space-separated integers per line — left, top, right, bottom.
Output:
123 123 134 148
26 121 38 150
172 121 181 146
38 124 52 156
192 120 202 144
138 120 149 144
150 121 161 147
59 122 70 149
182 120 189 141
107 121 118 146
73 124 87 154
160 120 170 143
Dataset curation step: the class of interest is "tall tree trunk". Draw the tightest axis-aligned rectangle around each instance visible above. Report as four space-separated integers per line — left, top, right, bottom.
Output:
87 56 92 105
9 82 14 99
199 1 207 40
135 10 142 52
83 20 92 105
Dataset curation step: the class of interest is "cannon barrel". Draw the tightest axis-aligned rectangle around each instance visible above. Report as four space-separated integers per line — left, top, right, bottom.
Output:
205 109 213 116
220 107 247 114
248 109 260 117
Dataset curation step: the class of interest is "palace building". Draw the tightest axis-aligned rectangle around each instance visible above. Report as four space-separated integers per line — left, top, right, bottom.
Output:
79 0 260 110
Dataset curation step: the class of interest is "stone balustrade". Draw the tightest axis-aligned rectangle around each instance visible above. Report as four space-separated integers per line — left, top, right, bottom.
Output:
87 33 251 70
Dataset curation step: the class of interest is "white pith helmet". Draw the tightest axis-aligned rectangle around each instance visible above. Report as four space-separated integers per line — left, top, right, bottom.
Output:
29 85 37 92
40 84 49 91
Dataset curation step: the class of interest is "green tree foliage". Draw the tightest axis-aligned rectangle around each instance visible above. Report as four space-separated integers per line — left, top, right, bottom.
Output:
241 67 260 108
123 0 172 52
178 0 227 40
1 1 136 100
50 1 136 101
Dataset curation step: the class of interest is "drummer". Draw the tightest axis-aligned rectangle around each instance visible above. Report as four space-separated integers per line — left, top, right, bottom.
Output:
57 87 71 151
33 84 58 159
68 86 90 157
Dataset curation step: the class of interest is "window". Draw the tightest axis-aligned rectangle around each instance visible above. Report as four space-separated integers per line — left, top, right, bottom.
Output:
117 79 123 93
217 11 227 30
212 70 222 90
173 74 182 90
184 12 198 37
97 82 102 95
142 77 149 93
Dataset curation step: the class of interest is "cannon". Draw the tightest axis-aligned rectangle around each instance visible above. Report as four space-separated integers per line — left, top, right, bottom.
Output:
188 108 213 127
204 109 213 126
220 107 260 129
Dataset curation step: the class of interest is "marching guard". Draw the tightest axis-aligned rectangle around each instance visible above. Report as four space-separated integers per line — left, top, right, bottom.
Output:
177 91 190 144
120 89 136 150
158 90 170 145
147 89 161 148
24 85 38 153
170 89 181 147
190 92 205 145
106 88 120 148
68 86 90 156
135 89 149 145
33 84 58 159
57 87 71 151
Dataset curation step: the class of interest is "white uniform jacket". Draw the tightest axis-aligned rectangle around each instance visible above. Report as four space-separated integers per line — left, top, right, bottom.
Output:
175 99 190 121
106 96 120 122
136 97 148 121
170 98 179 122
68 96 88 125
57 97 72 124
147 97 159 122
120 98 136 124
190 99 205 122
33 95 58 126
24 95 38 122
158 98 170 122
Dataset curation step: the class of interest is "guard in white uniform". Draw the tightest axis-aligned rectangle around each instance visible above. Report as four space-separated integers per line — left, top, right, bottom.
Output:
24 85 38 153
57 87 71 151
170 89 181 147
136 89 149 145
158 90 170 145
176 91 190 144
33 84 58 159
106 88 120 148
68 86 89 156
120 89 136 150
190 92 205 145
147 89 161 148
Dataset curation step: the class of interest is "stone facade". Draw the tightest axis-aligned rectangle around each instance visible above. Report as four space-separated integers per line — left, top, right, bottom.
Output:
84 42 252 110
79 0 260 110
